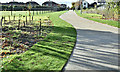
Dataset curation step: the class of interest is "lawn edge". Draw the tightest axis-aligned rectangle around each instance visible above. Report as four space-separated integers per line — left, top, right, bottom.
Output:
75 11 119 29
2 11 77 71
59 11 77 71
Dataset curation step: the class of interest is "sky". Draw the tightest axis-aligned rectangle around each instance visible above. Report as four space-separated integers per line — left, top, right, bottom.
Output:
0 0 93 7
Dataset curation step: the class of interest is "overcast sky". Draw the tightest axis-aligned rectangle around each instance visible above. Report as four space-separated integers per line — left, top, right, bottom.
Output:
0 0 93 7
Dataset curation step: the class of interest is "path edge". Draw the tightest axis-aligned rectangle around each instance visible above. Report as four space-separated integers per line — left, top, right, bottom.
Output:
59 11 78 72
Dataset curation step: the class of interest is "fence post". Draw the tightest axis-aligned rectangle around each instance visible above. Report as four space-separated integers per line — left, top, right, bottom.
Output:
49 9 50 13
39 19 42 35
51 7 52 12
9 15 10 22
43 8 44 14
0 17 3 47
42 8 43 14
102 14 104 19
26 16 27 25
33 10 34 16
29 15 31 22
14 15 15 21
18 19 20 30
19 14 20 19
1 17 3 27
32 16 33 21
23 21 25 27
4 17 5 24
39 11 40 14
113 14 114 20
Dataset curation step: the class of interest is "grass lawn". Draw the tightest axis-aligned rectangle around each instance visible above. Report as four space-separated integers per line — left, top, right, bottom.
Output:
75 10 119 28
2 11 77 71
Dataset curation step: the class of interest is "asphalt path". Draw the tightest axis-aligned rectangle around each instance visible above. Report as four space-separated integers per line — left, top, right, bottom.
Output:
60 10 119 71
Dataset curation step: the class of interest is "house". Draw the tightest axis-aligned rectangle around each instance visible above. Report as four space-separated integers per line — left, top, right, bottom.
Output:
1 1 25 6
59 4 67 10
42 1 67 9
1 1 39 7
1 3 9 6
98 0 106 3
42 1 59 7
0 1 40 11
74 0 89 10
60 4 67 8
26 1 40 7
88 0 106 6
42 1 67 11
86 0 106 9
82 0 89 9
9 1 24 6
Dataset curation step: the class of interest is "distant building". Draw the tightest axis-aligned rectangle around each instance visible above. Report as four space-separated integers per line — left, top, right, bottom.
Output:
98 0 106 3
0 1 40 11
42 1 59 7
82 0 89 9
1 1 40 7
60 4 67 8
0 0 67 11
9 1 24 6
88 0 106 5
87 0 106 9
26 1 40 7
42 1 67 11
75 0 89 10
2 1 25 6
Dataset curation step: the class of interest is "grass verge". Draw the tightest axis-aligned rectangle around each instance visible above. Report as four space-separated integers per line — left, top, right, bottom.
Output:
2 11 77 71
75 10 119 28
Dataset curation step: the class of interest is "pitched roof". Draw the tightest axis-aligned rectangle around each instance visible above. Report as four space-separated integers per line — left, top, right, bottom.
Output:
26 1 39 5
42 1 58 5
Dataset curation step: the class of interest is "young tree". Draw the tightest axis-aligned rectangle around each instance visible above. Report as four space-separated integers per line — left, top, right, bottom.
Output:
75 1 80 10
28 3 32 16
71 2 75 10
104 0 119 19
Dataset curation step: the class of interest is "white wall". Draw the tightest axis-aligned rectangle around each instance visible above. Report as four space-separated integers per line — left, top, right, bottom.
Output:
82 1 88 8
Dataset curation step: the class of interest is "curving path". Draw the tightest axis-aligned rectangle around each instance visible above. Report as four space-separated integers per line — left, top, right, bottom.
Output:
60 10 119 71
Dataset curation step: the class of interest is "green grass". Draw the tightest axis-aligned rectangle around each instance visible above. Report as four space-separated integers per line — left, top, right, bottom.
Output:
2 11 77 71
0 11 49 21
75 10 119 28
0 11 49 16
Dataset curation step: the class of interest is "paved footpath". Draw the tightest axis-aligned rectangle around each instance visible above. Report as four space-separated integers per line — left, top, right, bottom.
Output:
60 10 119 71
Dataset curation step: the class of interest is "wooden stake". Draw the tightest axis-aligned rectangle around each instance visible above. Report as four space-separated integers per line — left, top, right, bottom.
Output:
26 16 27 25
113 14 114 20
39 19 42 35
32 16 33 21
1 17 3 27
18 19 20 30
33 10 34 16
23 21 25 27
9 16 10 22
29 15 31 22
14 15 15 21
4 17 5 24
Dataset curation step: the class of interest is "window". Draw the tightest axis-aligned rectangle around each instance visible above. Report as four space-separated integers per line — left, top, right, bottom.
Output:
46 4 48 6
84 3 86 5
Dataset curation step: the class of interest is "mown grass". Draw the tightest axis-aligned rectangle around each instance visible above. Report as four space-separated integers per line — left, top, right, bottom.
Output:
75 10 119 28
2 11 77 71
0 11 50 21
0 11 49 16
